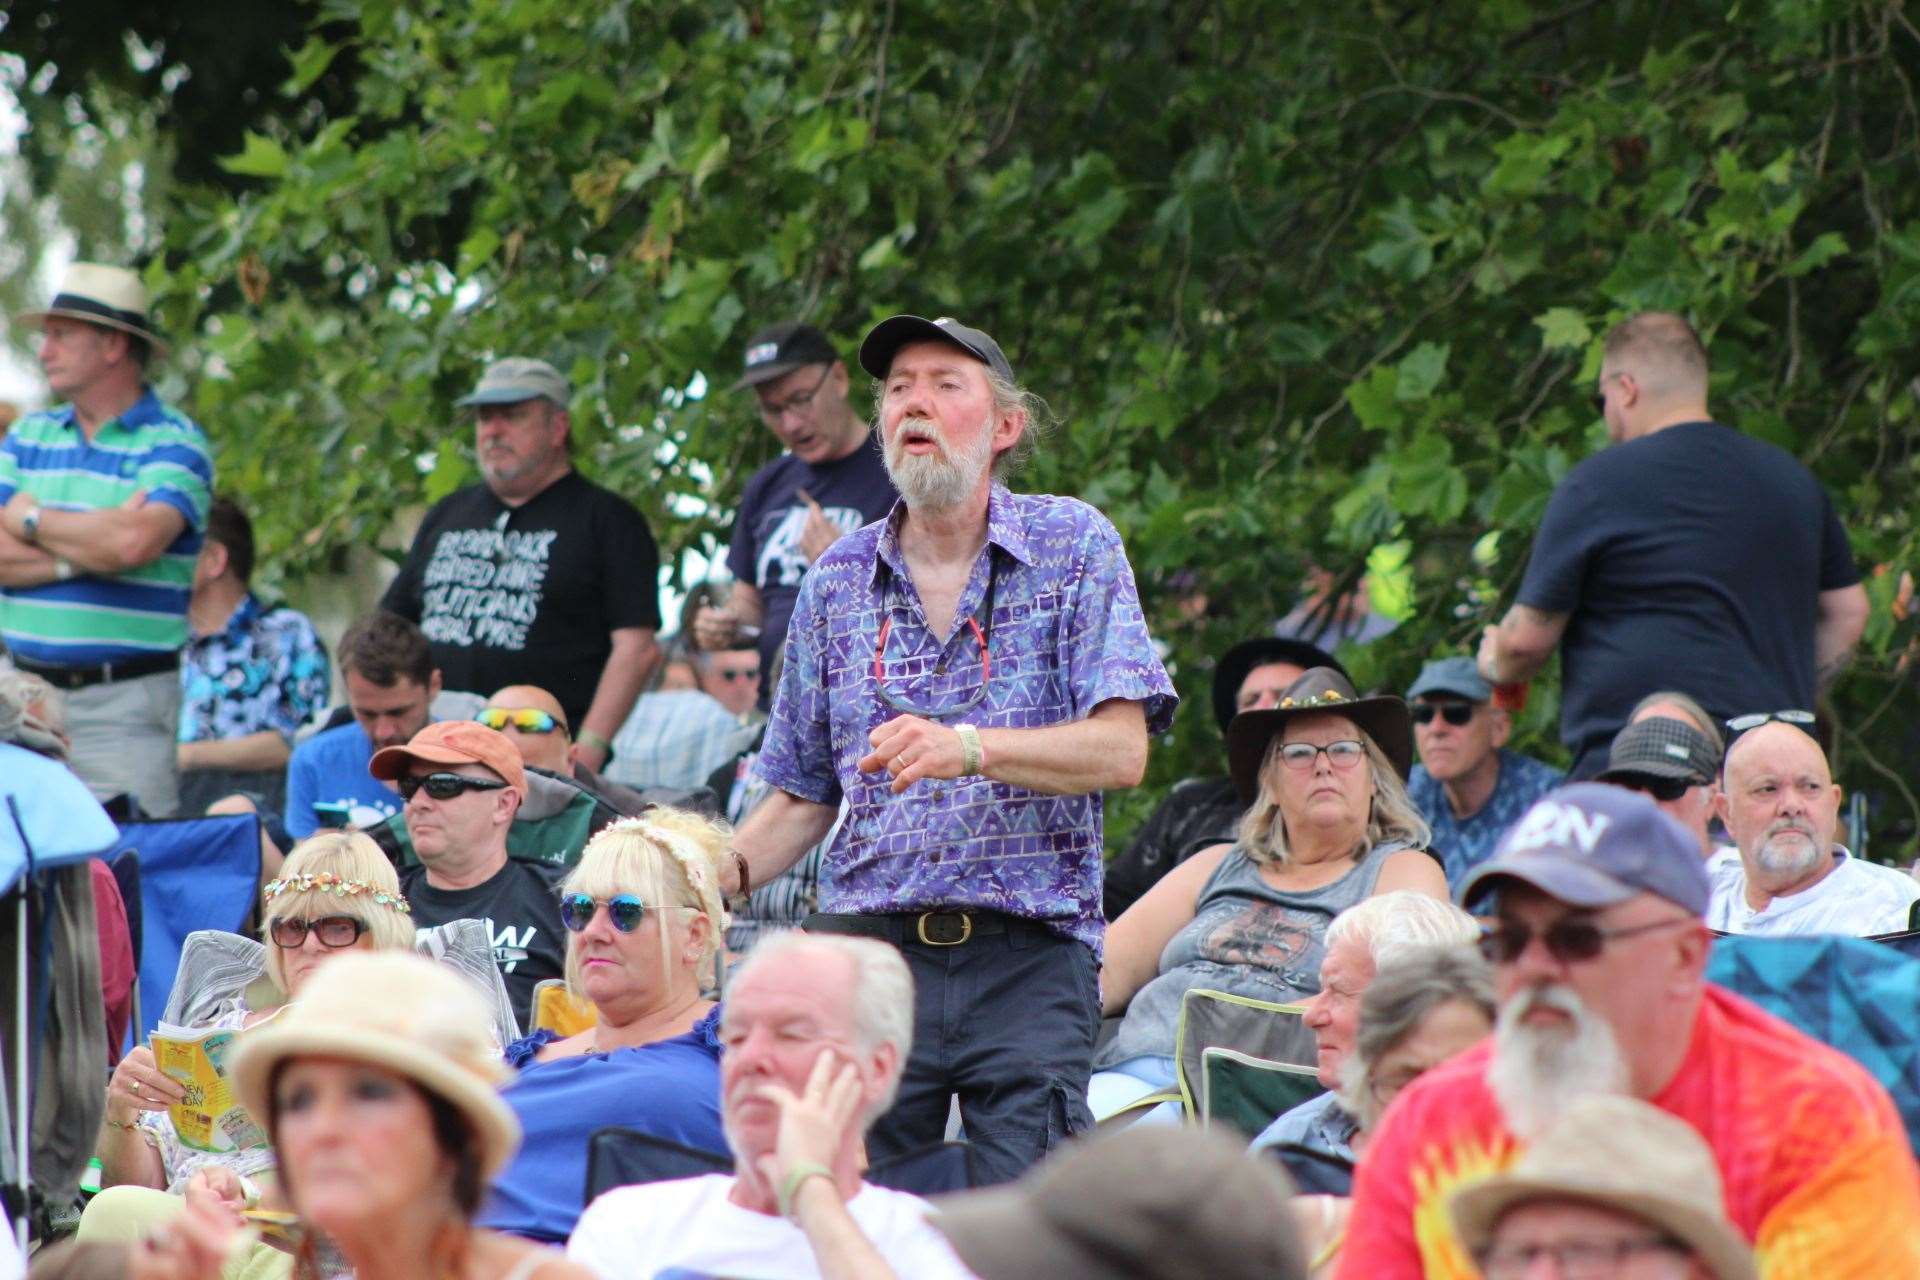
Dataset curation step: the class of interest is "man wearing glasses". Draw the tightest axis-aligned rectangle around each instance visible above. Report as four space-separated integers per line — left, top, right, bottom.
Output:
1404 655 1562 888
373 719 566 1029
1338 784 1920 1278
726 314 1177 1185
694 323 899 701
1476 312 1868 780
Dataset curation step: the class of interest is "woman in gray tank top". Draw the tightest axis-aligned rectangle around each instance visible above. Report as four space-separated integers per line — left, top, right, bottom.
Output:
1090 669 1448 1120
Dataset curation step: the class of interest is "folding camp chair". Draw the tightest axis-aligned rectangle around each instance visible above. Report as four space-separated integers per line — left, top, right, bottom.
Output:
1198 1046 1325 1137
1175 988 1318 1121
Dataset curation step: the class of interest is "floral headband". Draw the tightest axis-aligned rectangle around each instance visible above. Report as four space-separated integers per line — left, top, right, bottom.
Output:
600 816 732 931
263 871 412 915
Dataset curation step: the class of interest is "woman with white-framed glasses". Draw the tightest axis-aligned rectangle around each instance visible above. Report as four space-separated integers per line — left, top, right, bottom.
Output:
478 809 731 1243
1091 668 1448 1121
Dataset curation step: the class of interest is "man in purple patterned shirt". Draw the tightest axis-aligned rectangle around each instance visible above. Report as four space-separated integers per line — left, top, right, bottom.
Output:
727 314 1177 1184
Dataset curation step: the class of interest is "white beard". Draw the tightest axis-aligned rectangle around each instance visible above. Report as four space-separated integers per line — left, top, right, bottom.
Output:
1754 819 1825 878
1487 984 1629 1141
884 414 994 511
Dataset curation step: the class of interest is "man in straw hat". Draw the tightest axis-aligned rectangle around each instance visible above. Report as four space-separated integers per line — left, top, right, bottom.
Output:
2 262 214 816
1337 783 1920 1279
1449 1095 1754 1280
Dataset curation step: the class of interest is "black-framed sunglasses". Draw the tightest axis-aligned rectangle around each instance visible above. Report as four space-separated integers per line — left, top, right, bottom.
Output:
1477 914 1693 965
398 771 510 802
715 667 761 684
559 892 649 934
1725 708 1816 733
1606 772 1694 802
757 365 833 422
1410 702 1475 727
269 915 368 950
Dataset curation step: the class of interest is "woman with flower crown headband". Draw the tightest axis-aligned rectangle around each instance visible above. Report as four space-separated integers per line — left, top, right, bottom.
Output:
84 830 417 1254
477 807 732 1243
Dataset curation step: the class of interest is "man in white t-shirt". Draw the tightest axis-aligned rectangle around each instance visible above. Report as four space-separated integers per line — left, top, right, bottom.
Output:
1708 717 1919 936
568 932 973 1280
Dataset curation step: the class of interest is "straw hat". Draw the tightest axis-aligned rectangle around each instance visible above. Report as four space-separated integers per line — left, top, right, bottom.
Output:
1448 1095 1755 1280
228 952 520 1181
1225 666 1414 802
15 262 168 356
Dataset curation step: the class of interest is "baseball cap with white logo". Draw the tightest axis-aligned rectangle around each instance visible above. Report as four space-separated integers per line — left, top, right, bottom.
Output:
1459 782 1709 916
858 314 1015 383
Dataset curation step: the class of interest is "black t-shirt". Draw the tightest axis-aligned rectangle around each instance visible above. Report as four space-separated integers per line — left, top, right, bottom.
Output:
1516 421 1859 777
400 857 567 1033
726 434 897 679
382 471 661 729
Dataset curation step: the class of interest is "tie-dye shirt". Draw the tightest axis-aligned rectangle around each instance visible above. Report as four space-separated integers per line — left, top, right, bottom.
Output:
755 486 1177 955
1338 984 1920 1279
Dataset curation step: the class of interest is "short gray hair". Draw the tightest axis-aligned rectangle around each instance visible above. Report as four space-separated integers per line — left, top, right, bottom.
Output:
1630 689 1724 757
1324 891 1479 969
1336 945 1494 1130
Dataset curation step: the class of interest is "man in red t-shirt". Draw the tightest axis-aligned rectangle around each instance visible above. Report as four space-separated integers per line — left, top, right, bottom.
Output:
1339 783 1920 1279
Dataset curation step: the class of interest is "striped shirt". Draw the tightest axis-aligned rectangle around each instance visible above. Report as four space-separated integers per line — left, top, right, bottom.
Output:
0 389 214 665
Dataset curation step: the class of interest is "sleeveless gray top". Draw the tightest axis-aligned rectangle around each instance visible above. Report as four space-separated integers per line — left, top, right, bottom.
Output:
1094 839 1413 1070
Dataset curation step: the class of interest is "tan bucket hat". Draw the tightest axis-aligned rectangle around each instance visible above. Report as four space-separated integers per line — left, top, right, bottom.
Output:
16 262 168 355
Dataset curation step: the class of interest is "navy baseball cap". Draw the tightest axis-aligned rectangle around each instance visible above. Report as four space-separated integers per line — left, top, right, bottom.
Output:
1459 783 1709 916
1407 655 1493 703
858 315 1014 383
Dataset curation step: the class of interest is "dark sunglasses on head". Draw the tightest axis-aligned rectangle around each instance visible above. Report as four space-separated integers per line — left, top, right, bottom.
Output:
477 707 567 735
1410 702 1476 727
560 892 650 933
1607 772 1694 803
1725 708 1816 734
1477 914 1693 965
398 771 509 802
269 915 367 949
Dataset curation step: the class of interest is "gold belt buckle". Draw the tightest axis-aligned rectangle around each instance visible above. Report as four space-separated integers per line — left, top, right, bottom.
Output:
916 912 973 946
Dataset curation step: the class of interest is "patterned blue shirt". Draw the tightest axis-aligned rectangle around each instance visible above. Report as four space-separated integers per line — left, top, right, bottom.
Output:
1408 748 1565 889
179 593 331 743
754 486 1177 955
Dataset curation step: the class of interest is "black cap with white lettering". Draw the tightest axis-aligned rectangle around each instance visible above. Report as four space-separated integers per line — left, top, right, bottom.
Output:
732 323 839 392
858 314 1014 383
1459 783 1709 916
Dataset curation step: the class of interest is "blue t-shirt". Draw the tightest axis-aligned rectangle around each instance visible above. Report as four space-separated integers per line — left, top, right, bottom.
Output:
282 722 404 839
479 1007 725 1242
1408 748 1564 889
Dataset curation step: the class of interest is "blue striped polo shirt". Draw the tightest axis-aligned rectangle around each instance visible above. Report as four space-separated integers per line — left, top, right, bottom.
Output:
0 388 214 665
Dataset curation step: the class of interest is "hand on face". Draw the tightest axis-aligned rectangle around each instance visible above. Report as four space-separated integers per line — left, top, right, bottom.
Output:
751 1048 865 1197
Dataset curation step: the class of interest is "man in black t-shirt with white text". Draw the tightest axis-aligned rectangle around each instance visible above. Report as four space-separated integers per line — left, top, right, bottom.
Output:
382 357 661 772
1478 311 1869 777
692 323 898 692
373 719 565 1031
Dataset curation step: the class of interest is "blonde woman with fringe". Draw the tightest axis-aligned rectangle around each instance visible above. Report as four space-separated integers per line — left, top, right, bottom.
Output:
478 808 733 1243
1090 668 1448 1121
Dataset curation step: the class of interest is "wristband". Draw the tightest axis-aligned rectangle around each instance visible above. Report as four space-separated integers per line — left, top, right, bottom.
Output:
732 850 752 899
577 728 613 756
954 724 984 777
777 1162 835 1219
103 1116 140 1132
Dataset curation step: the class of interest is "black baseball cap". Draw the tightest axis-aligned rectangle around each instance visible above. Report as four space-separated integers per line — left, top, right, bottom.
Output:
732 323 840 391
858 314 1014 383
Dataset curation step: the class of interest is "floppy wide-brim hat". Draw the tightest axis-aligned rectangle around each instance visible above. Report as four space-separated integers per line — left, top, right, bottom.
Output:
229 952 521 1181
16 262 169 356
1226 666 1414 803
1209 637 1347 735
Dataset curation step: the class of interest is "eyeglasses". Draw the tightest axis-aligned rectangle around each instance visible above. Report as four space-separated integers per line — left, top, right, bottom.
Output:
1606 772 1694 802
1410 702 1475 727
1276 740 1367 771
1477 914 1693 965
398 772 510 802
559 892 650 933
757 366 833 423
872 559 998 719
477 707 568 735
1725 708 1816 733
269 915 368 950
1478 1236 1688 1279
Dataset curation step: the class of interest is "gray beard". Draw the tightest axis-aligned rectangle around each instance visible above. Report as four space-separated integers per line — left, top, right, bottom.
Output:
884 416 994 512
1754 828 1825 879
1487 984 1629 1141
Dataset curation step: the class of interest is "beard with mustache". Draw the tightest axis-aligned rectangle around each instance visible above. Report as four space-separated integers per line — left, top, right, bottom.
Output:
883 413 997 512
1753 816 1826 879
1487 983 1629 1141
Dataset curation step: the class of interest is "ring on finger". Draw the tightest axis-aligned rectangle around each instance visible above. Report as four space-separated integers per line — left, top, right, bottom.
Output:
130 1080 143 1098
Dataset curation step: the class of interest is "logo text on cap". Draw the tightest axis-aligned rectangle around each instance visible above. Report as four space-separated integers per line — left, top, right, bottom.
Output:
1505 803 1611 857
746 342 779 366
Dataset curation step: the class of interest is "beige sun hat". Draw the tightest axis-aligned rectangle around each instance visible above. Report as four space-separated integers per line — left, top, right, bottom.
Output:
228 951 520 1180
15 262 168 356
1448 1095 1756 1280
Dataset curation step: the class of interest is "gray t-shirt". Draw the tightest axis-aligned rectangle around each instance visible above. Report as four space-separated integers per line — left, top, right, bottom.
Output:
1095 839 1406 1069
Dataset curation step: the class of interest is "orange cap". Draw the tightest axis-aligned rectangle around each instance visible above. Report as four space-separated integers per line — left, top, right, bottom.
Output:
368 721 528 800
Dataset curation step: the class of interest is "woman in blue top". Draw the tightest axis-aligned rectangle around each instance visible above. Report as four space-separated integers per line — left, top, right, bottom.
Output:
480 808 732 1242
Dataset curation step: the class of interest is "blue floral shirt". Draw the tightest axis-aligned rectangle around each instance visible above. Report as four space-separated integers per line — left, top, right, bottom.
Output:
755 486 1177 956
1408 748 1565 889
178 593 331 744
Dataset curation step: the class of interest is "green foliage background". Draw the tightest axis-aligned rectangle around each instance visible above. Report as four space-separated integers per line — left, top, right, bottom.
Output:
6 0 1919 853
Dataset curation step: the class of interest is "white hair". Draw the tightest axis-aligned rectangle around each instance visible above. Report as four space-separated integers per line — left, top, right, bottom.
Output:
730 931 915 1114
1325 890 1479 969
1487 984 1629 1140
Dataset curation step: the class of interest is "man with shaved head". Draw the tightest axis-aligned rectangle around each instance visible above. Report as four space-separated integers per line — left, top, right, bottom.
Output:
1478 312 1868 779
481 683 650 816
1708 718 1919 936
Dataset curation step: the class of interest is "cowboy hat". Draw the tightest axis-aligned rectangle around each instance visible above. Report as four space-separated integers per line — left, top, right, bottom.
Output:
1225 666 1413 802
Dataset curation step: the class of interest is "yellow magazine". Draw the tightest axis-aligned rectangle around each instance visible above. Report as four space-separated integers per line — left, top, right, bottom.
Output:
148 1021 271 1155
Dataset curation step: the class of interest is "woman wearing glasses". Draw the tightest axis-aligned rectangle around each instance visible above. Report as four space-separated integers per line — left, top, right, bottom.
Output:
1090 668 1448 1120
478 809 730 1243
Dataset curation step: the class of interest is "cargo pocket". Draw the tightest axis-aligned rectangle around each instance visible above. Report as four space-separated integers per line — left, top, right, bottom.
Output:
1045 1073 1092 1152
